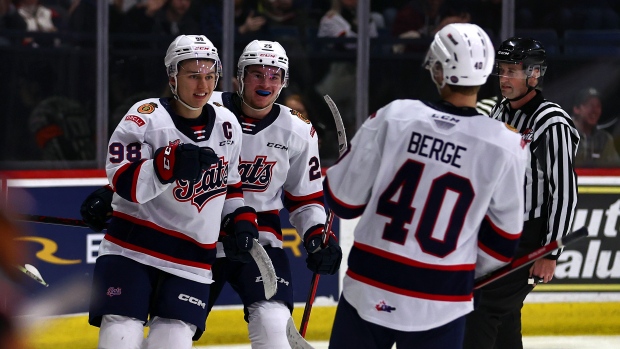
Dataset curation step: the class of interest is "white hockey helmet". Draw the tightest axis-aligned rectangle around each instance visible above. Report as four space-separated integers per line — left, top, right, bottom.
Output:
165 35 222 95
424 23 494 87
237 40 289 97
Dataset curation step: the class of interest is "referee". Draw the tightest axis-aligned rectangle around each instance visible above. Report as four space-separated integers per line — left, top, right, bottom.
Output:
463 38 580 349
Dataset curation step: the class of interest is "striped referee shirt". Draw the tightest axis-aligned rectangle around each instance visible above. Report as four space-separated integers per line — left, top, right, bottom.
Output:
490 90 580 258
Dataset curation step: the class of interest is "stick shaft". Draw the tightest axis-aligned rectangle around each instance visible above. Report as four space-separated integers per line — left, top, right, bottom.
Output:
16 214 104 229
474 226 588 289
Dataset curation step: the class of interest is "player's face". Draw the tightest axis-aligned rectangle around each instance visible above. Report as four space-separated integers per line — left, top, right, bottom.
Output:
242 65 284 109
174 59 218 108
497 62 529 99
574 96 602 127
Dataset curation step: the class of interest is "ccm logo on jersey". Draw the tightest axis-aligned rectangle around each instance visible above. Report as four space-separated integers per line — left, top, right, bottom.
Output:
267 142 288 150
125 115 145 127
178 294 206 309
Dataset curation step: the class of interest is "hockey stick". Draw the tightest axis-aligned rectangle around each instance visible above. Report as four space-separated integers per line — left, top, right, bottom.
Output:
16 264 49 287
17 214 100 229
286 317 315 349
17 214 278 299
474 226 589 289
299 95 348 338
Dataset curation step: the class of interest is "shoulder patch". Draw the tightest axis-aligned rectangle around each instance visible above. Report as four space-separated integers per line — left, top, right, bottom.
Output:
290 109 310 124
137 102 158 114
213 102 223 107
125 114 145 127
505 123 518 133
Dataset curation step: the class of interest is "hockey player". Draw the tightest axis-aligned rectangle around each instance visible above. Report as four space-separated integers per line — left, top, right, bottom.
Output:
87 35 259 349
323 23 527 349
207 40 342 348
463 38 579 349
80 39 342 348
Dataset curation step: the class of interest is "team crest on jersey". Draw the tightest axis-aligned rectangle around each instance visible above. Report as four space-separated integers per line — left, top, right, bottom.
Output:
290 109 310 124
375 300 396 313
125 115 145 127
238 155 276 192
137 102 158 114
172 158 229 211
521 128 534 147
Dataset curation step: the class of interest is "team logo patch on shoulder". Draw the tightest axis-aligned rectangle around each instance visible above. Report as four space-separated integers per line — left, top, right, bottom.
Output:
125 114 145 127
290 109 310 124
137 102 158 114
213 102 223 107
504 123 518 133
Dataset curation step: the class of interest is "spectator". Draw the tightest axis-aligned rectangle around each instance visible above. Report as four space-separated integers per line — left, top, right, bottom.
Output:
315 0 380 137
121 0 200 48
571 87 620 167
24 62 95 161
4 0 60 47
200 0 268 48
283 92 327 152
391 0 471 52
257 0 297 26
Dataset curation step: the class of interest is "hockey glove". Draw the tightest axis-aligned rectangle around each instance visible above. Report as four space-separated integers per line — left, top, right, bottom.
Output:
80 186 114 232
221 206 259 263
153 144 218 184
304 226 342 275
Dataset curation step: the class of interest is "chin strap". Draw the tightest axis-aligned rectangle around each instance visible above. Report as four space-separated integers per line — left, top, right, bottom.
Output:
169 79 200 111
173 94 200 111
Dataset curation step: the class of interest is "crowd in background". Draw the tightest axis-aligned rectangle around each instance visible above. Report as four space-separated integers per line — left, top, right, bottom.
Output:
2 0 620 167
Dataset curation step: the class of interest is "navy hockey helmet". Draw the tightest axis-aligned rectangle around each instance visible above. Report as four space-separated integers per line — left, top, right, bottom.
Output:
496 37 547 78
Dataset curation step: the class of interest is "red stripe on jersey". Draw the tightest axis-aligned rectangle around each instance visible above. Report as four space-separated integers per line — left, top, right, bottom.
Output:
103 235 212 270
113 211 217 248
347 269 472 302
284 190 325 212
484 216 521 240
226 181 243 199
355 241 475 271
323 178 364 210
478 241 513 263
259 225 282 240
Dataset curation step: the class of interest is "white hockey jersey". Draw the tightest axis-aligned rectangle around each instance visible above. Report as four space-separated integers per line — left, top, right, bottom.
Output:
100 98 245 284
324 99 527 331
209 92 326 249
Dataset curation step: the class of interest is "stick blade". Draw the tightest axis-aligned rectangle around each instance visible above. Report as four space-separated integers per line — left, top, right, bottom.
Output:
249 241 278 299
286 317 315 349
323 95 348 156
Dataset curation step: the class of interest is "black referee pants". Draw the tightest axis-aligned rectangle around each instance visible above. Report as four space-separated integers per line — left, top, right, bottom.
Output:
463 218 545 349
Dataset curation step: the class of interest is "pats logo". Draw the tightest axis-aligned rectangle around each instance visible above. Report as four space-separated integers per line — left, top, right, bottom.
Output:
375 300 396 313
125 114 145 127
107 287 122 297
238 155 276 192
138 102 158 114
172 157 229 211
